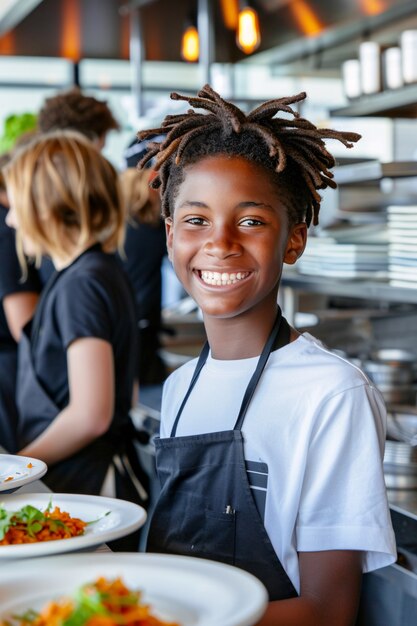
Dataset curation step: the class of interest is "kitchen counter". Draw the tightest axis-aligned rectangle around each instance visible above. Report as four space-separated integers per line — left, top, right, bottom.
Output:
388 488 417 520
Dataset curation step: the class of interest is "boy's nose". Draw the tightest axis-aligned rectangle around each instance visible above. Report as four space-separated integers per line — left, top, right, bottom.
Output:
204 225 241 258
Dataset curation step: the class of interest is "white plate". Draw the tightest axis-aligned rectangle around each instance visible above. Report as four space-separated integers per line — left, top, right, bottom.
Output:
0 493 146 558
0 552 268 626
0 454 47 493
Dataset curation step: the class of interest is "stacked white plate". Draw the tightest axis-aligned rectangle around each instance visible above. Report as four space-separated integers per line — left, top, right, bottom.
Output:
298 223 389 279
387 205 417 288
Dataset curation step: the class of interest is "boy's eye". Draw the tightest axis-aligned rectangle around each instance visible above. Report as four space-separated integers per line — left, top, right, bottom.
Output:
239 218 264 226
185 216 207 225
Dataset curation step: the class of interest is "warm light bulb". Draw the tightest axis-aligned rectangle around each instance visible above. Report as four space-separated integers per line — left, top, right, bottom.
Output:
237 7 260 54
181 25 199 62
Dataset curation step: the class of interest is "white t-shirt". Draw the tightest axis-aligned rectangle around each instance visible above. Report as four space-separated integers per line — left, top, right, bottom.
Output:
160 332 397 593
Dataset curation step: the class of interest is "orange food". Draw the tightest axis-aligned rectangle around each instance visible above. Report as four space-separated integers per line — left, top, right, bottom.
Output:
0 506 86 545
27 463 33 469
3 476 14 482
1 577 180 626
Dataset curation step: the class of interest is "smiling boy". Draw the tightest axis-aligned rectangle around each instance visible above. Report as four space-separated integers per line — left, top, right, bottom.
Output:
140 85 396 626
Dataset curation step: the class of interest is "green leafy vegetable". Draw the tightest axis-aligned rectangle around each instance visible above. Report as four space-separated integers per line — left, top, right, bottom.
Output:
11 610 38 623
0 502 73 541
62 589 107 626
0 505 15 541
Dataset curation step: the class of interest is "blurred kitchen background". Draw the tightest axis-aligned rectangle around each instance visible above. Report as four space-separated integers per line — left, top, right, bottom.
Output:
2 4 417 618
2 0 417 464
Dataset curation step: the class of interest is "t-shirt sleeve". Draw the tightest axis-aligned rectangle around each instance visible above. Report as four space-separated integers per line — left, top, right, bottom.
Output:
55 275 113 348
0 212 41 300
296 383 397 573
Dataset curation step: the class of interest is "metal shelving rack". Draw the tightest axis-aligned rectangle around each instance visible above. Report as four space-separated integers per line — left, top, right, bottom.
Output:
330 83 417 118
281 271 417 306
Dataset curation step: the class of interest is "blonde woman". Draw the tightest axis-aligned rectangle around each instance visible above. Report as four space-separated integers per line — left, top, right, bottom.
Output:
4 132 146 513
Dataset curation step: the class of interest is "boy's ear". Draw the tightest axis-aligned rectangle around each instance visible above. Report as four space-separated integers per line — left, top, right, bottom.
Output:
284 222 307 265
165 217 173 262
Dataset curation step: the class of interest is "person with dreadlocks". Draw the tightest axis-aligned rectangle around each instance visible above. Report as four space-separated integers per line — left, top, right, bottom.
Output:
139 85 396 625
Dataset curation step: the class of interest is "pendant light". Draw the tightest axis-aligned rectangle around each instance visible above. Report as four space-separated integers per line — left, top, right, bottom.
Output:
236 1 261 55
181 13 199 62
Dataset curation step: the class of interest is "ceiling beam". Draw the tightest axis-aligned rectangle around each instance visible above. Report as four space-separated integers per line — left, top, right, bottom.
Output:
119 0 159 16
0 0 44 37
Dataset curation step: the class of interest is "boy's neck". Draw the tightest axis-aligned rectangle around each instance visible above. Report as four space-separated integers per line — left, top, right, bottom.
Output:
203 309 279 360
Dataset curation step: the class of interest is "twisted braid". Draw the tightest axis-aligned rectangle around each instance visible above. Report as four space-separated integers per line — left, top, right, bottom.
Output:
138 85 360 225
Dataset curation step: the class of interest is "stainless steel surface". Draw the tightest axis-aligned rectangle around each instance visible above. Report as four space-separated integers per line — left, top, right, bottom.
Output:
281 270 417 305
330 82 417 117
197 0 215 87
0 0 44 37
252 0 417 69
384 440 417 489
334 161 417 185
362 354 416 405
129 5 145 118
363 362 414 386
389 489 417 518
372 349 417 364
380 386 416 406
387 408 417 444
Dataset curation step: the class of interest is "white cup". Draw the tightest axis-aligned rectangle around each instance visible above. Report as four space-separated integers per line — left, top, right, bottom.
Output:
401 30 417 84
342 59 361 99
359 41 381 94
383 47 403 90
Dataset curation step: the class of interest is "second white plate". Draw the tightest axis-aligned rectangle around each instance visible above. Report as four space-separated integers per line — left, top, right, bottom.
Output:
0 552 268 626
0 492 146 558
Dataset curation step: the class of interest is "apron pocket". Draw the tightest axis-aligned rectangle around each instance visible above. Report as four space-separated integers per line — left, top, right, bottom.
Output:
150 489 236 565
195 507 236 565
177 491 236 564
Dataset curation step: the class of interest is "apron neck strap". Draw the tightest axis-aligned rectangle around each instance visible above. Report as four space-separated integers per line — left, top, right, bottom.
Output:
233 312 289 431
170 341 210 437
169 308 290 437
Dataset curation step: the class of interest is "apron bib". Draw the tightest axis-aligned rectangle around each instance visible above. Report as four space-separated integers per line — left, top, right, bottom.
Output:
147 311 297 601
16 266 147 501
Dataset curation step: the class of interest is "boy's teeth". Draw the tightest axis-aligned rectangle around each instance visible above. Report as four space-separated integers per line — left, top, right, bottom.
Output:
200 271 249 285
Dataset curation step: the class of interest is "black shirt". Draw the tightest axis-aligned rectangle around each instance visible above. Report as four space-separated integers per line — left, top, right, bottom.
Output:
122 218 167 327
28 245 137 421
0 204 42 348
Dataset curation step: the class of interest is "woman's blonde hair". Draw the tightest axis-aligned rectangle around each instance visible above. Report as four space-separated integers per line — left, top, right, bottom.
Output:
3 130 125 268
119 167 161 227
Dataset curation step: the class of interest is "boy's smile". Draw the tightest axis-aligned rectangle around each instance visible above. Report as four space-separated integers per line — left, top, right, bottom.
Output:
199 270 250 286
167 155 306 336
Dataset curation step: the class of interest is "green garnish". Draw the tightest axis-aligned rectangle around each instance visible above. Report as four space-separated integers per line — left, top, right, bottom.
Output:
0 502 74 541
0 505 16 541
86 510 111 525
62 589 107 626
10 610 39 623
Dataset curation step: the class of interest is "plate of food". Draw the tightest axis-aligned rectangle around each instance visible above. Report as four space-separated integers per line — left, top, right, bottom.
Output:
0 552 268 626
0 493 146 558
0 454 47 493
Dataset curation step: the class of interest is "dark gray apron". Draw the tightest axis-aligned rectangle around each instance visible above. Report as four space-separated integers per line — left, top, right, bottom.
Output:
0 346 19 453
147 311 298 601
17 318 114 494
16 270 146 501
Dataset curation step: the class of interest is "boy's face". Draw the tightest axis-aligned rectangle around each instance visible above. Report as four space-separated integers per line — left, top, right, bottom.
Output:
166 155 306 322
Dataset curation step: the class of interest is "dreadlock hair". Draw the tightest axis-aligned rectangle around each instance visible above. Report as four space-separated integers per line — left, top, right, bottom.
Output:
137 84 361 227
38 88 119 142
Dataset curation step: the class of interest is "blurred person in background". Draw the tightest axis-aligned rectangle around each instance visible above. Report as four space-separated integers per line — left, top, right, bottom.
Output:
38 87 119 151
0 89 121 354
0 152 41 452
4 133 148 535
119 167 167 386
